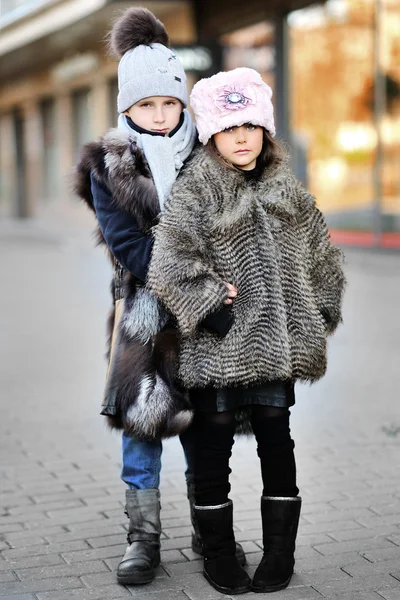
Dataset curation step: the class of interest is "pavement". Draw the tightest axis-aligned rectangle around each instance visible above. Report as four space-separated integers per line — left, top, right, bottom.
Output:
1 216 400 600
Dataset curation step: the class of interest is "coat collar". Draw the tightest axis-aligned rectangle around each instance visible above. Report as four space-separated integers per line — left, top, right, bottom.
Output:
183 146 297 232
73 128 160 232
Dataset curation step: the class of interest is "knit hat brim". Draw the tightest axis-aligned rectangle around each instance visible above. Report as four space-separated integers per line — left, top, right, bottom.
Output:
118 72 188 112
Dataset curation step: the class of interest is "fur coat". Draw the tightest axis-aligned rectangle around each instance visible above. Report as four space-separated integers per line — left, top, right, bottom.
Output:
147 146 346 389
74 128 193 439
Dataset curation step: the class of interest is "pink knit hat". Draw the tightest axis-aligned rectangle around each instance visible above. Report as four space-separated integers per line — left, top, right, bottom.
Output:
190 67 275 145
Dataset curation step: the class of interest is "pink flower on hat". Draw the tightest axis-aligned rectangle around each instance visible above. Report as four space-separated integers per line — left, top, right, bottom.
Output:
190 67 276 145
214 85 256 112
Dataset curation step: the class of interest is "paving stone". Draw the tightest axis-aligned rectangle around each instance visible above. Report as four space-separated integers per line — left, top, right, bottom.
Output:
379 589 400 600
4 535 49 549
179 547 202 561
0 495 35 509
126 593 189 600
19 484 72 496
246 548 268 564
36 508 106 524
295 545 322 559
86 534 126 548
314 573 400 596
328 526 396 542
167 574 226 600
361 546 400 562
237 587 324 600
81 569 167 588
80 498 123 511
0 595 37 600
387 533 400 545
0 570 17 582
304 508 378 524
46 524 126 544
233 528 261 542
160 536 192 551
320 592 386 600
331 496 399 511
356 515 400 529
61 544 127 564
8 499 86 516
0 577 83 596
295 552 370 573
31 491 98 504
160 549 187 563
0 522 26 534
15 559 109 580
1 540 90 559
343 558 400 578
313 538 395 556
163 559 204 577
0 553 66 571
298 566 353 585
36 585 132 600
297 533 334 546
162 526 192 538
299 519 365 535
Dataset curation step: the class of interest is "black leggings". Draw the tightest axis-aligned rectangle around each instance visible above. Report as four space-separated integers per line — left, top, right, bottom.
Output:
193 406 299 506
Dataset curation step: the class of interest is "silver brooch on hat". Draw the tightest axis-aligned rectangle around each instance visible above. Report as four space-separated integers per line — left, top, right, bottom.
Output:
215 85 255 111
227 92 245 104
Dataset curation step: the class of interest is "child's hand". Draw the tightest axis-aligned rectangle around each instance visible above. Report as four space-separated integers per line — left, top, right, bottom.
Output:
223 282 238 304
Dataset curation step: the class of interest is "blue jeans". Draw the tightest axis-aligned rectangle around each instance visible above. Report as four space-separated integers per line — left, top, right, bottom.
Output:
121 426 195 489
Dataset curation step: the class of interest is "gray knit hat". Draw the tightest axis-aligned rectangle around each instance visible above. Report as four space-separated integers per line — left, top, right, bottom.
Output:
109 7 188 113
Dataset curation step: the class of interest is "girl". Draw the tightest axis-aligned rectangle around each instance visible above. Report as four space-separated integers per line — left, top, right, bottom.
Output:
148 68 346 595
75 7 244 587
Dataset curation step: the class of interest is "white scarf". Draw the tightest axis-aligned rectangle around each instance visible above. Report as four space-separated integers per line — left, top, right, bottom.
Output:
118 110 197 210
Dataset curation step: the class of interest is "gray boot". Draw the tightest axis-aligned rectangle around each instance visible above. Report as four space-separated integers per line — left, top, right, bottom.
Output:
186 480 247 566
117 489 161 586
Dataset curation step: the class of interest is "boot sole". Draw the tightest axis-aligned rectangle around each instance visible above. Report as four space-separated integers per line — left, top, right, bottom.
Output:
203 570 251 595
117 569 156 586
117 557 161 586
251 575 291 593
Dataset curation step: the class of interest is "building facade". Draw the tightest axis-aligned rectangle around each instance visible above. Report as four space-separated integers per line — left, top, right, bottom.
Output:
0 0 198 220
1 0 398 241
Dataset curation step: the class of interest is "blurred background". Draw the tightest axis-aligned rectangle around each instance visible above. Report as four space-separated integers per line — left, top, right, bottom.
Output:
0 0 399 247
1 6 400 597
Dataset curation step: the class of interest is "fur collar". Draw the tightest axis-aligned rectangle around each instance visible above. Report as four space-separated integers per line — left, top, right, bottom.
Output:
73 128 160 232
177 146 298 233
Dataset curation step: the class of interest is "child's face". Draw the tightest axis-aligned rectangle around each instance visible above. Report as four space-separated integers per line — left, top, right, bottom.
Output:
124 96 182 135
213 124 264 170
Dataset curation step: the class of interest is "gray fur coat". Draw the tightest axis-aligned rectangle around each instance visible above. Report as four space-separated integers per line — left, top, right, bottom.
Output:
147 146 346 389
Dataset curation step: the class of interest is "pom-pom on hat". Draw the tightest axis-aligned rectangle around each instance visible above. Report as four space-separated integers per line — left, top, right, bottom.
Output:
190 67 275 144
109 7 188 113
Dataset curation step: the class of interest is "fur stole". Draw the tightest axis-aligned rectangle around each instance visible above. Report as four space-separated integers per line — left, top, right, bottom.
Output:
73 129 193 439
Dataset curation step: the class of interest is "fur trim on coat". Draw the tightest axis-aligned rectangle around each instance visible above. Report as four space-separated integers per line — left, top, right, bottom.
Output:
147 146 346 389
73 128 193 439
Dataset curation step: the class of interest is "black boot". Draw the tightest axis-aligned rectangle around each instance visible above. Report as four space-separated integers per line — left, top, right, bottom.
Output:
252 496 301 593
117 489 161 586
187 480 247 566
194 500 251 595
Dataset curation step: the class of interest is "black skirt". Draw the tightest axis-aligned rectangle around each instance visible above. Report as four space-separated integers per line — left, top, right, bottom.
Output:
189 380 295 413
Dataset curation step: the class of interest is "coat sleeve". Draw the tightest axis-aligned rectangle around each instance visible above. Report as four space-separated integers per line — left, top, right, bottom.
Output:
147 178 228 337
297 187 346 335
90 173 153 283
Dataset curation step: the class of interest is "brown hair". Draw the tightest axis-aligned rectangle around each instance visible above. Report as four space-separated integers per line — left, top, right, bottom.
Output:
205 127 283 172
